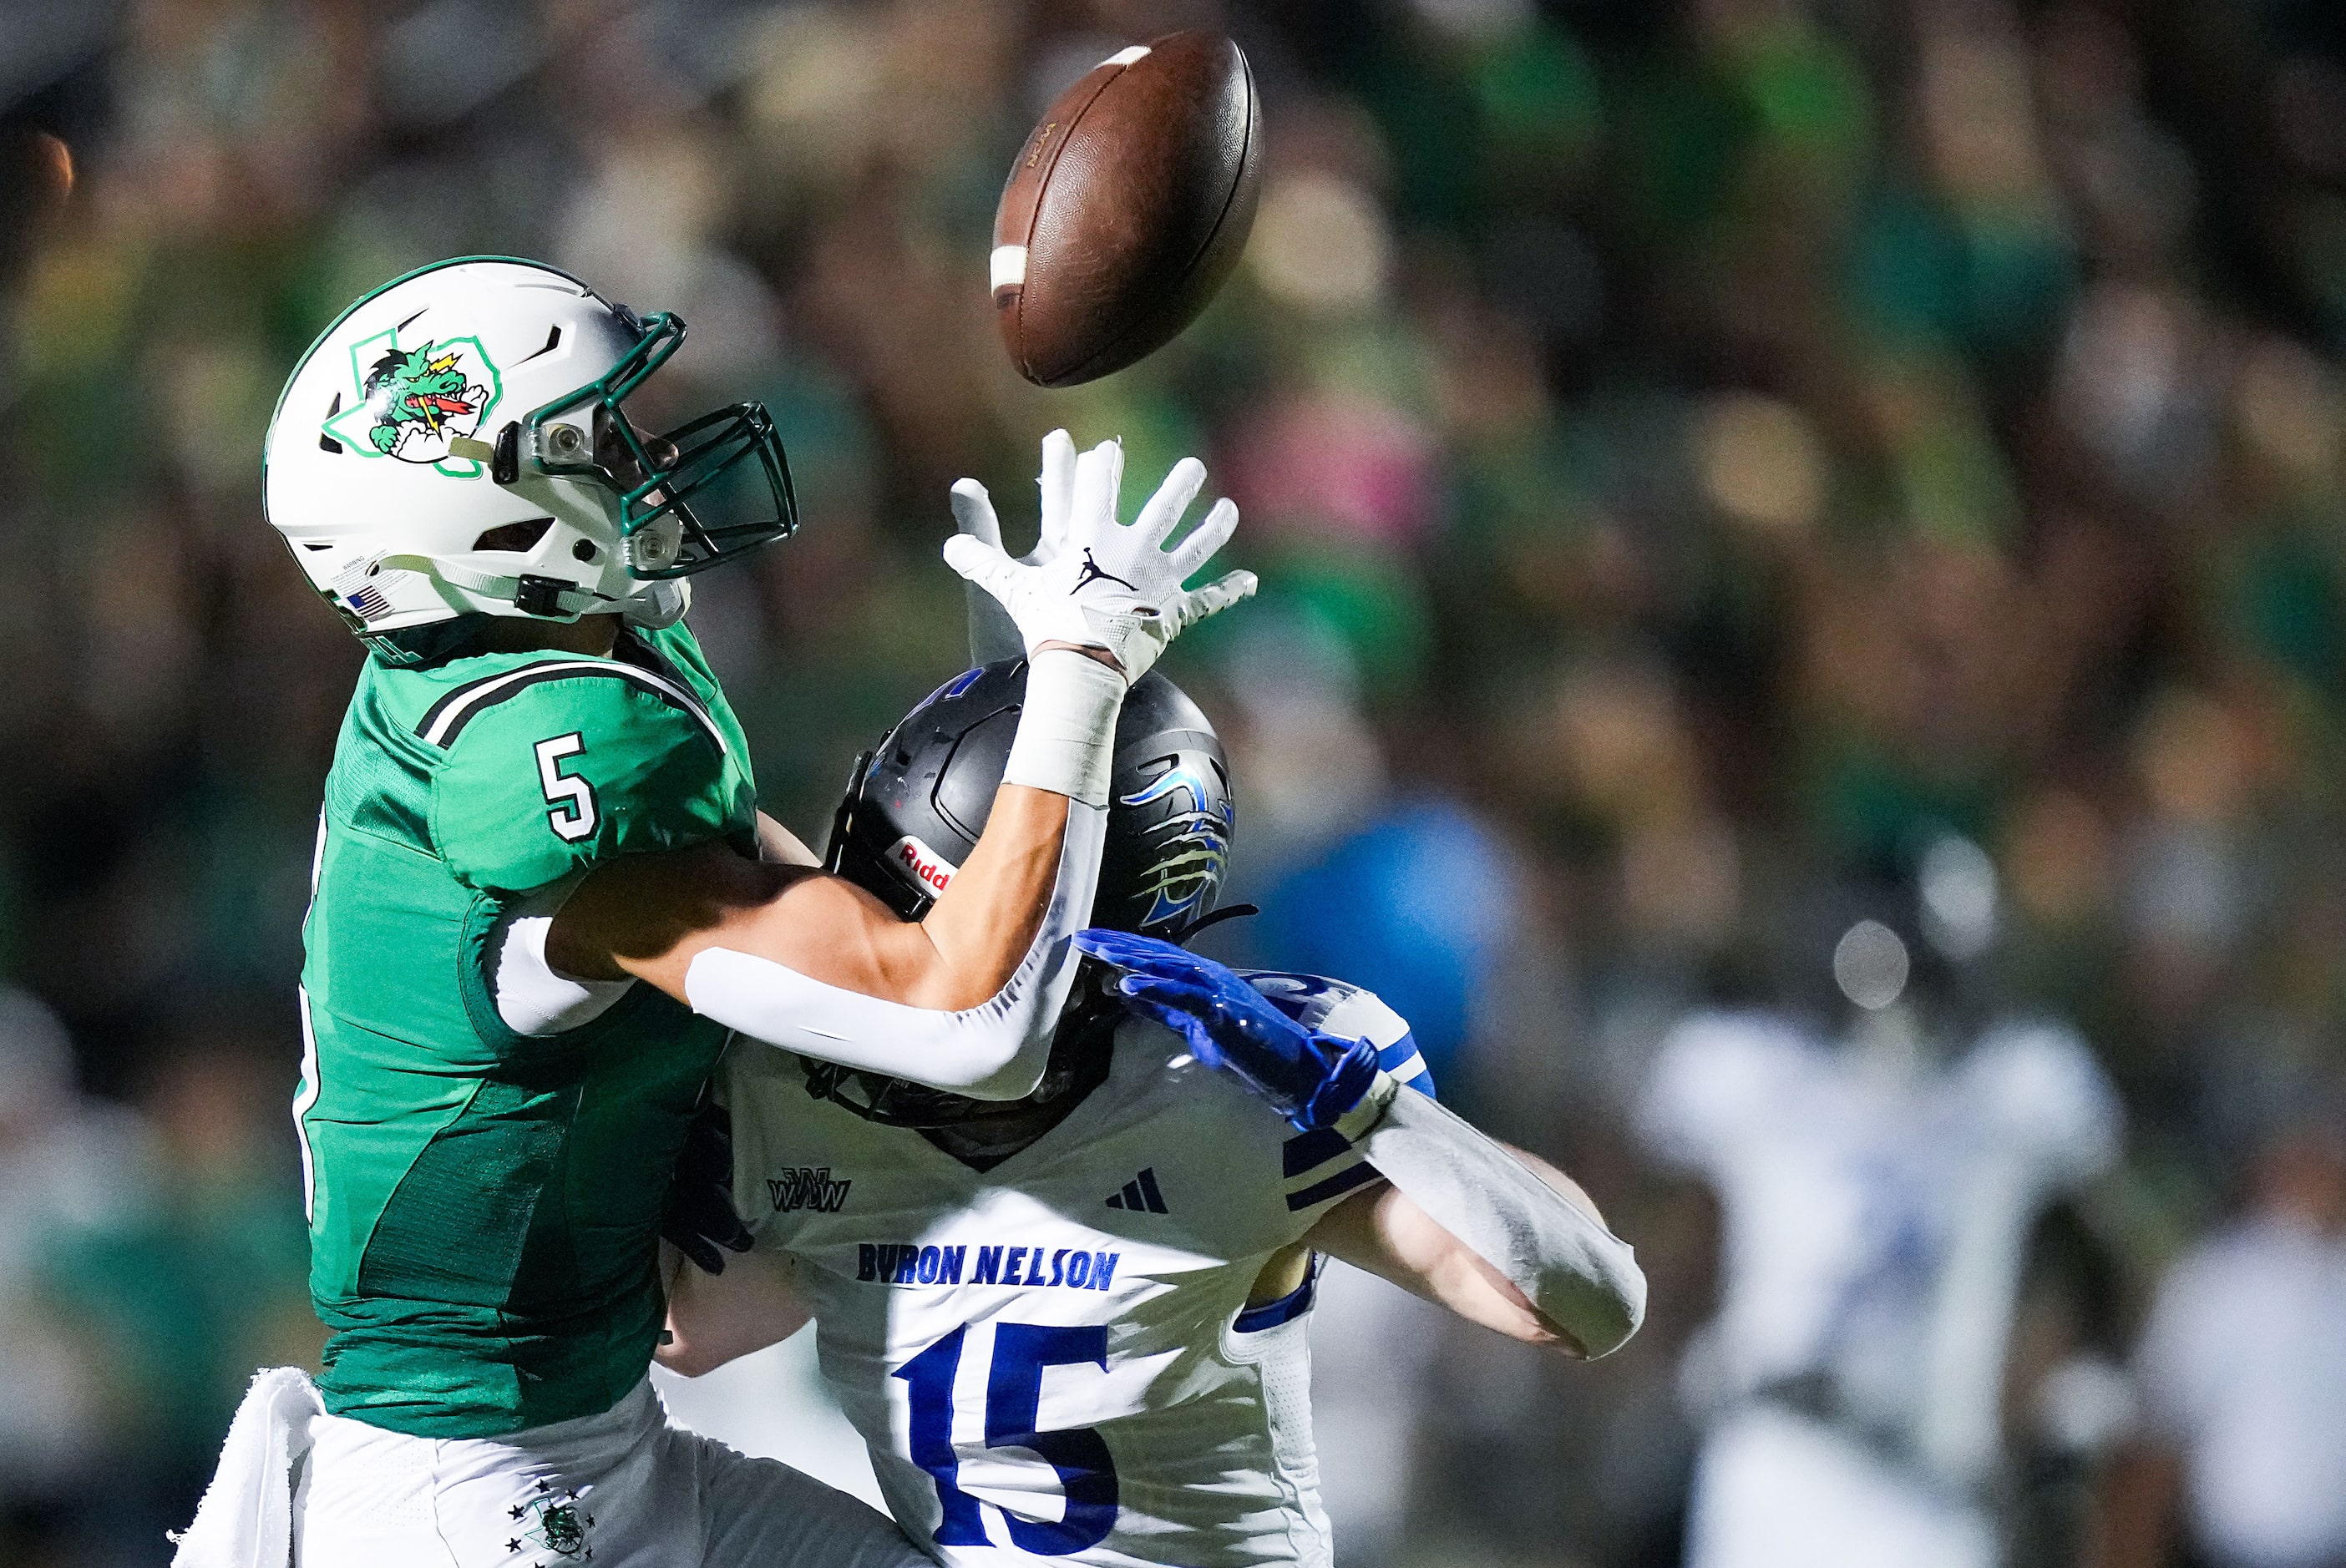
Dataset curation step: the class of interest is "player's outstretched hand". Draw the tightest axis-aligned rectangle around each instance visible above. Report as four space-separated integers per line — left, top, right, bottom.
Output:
662 1100 753 1276
944 432 1255 683
953 428 1080 665
1074 928 1381 1132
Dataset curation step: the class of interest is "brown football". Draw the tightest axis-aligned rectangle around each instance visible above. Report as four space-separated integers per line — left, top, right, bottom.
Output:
992 32 1263 387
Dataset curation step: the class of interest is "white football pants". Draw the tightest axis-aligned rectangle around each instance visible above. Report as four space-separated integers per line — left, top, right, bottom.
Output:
1685 1404 1994 1568
293 1378 932 1568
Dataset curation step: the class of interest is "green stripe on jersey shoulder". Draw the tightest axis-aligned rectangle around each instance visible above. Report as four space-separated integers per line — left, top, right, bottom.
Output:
414 660 731 754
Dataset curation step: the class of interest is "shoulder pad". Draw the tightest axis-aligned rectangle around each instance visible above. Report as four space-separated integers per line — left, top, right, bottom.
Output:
428 660 747 893
1239 970 1435 1099
416 657 731 756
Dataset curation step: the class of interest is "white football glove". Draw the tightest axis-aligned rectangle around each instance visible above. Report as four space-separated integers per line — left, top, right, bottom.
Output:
945 432 1254 684
954 428 1078 665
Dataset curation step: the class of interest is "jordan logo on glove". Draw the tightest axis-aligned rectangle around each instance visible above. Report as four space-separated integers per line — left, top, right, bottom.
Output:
1072 549 1138 595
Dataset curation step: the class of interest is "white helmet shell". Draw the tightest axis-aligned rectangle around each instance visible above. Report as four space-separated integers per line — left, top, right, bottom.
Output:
264 256 793 636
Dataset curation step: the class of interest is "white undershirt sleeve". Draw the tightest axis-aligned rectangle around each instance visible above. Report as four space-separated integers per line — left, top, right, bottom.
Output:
682 798 1107 1100
489 878 637 1038
1355 1082 1648 1358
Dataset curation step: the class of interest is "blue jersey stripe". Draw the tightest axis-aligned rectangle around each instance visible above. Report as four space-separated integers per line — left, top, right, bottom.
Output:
1284 1159 1381 1212
1232 1268 1319 1333
1377 1032 1435 1097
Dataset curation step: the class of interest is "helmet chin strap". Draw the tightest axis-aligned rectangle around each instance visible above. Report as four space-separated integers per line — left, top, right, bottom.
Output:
373 553 610 621
373 549 686 630
1162 902 1258 947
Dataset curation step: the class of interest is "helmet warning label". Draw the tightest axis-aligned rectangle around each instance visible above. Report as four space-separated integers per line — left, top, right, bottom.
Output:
890 834 960 894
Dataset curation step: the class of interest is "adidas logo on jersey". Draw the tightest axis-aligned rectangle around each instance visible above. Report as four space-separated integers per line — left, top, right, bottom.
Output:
766 1167 852 1214
1103 1167 1168 1214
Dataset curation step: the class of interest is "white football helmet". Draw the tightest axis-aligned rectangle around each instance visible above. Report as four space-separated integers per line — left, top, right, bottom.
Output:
264 256 796 645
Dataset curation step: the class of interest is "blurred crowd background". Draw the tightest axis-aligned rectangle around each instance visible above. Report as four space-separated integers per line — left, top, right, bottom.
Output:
8 0 2346 1564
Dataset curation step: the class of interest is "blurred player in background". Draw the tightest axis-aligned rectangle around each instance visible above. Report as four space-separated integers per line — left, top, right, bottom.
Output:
659 653 1644 1567
172 257 1250 1567
1639 843 2121 1568
0 988 133 1532
2091 1106 2346 1568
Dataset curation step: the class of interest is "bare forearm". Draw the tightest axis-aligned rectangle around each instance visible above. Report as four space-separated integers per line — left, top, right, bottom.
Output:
710 798 1103 1095
658 1242 809 1378
547 649 1122 1092
558 787 1068 1007
1314 1183 1578 1350
544 794 1103 1096
904 785 1070 1007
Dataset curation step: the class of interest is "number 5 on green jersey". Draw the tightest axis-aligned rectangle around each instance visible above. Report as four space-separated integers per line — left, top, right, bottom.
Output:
428 667 752 894
535 732 597 842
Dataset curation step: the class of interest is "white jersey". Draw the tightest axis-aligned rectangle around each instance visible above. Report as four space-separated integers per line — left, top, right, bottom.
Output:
1639 1009 2120 1568
722 973 1431 1568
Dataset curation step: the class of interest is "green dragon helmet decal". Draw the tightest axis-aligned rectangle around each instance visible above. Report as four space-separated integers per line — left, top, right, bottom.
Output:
322 327 502 475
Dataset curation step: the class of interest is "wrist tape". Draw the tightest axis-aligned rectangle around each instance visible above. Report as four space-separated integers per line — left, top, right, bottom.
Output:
1004 648 1127 807
1328 1066 1397 1142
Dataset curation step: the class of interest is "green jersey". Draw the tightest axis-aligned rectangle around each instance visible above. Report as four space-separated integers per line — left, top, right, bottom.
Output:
296 621 757 1437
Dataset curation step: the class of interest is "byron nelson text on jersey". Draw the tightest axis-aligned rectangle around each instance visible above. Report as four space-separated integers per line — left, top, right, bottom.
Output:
857 1241 1122 1292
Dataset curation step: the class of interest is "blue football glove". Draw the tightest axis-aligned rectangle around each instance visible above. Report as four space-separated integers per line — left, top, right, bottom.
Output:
663 1100 752 1276
1072 928 1384 1132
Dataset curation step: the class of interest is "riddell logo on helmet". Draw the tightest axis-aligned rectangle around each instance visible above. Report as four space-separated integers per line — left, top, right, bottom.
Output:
891 835 960 894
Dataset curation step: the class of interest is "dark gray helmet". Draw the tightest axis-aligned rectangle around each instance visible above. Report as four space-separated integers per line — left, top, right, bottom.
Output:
825 658 1234 938
808 658 1237 1139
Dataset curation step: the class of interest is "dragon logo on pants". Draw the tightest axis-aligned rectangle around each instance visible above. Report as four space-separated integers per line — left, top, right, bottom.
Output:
504 1477 595 1562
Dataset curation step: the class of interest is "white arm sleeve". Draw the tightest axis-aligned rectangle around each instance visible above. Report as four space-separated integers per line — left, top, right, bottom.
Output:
1355 1082 1648 1358
682 798 1107 1100
489 879 636 1038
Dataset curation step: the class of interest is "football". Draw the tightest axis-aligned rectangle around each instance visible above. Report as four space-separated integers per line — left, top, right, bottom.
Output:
991 31 1263 387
